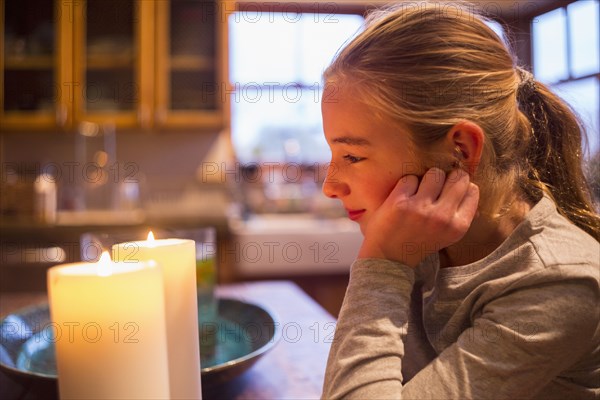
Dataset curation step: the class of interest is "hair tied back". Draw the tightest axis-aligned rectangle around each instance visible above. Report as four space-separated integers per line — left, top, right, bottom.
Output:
516 66 536 100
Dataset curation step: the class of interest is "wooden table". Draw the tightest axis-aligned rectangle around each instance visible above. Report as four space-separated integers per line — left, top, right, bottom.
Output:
0 281 336 399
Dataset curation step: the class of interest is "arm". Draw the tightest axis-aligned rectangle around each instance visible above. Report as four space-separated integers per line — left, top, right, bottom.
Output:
323 261 598 399
322 258 415 399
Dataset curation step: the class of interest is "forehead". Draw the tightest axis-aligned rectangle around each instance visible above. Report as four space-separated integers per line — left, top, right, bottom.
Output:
321 83 412 149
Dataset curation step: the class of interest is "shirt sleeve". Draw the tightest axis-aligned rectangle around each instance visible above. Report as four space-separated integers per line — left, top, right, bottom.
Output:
321 259 599 399
321 258 415 399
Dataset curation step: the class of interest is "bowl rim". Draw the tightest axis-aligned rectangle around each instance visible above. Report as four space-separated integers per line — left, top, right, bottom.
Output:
0 297 281 380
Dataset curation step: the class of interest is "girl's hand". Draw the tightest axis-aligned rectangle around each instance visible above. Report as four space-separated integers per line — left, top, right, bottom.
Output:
357 168 479 267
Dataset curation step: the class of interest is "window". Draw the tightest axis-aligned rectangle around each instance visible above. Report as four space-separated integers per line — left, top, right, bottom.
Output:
226 12 510 165
228 10 364 164
532 0 600 156
486 19 507 45
228 2 598 162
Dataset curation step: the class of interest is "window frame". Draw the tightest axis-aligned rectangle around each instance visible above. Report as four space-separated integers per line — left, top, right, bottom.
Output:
529 0 599 85
527 0 599 160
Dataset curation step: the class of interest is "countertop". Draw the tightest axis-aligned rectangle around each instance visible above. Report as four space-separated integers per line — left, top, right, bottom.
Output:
0 212 230 238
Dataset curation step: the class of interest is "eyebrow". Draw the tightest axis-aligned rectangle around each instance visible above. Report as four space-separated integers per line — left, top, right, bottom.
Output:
331 136 371 146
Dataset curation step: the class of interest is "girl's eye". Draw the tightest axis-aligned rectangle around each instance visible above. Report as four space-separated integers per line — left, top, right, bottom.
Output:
343 154 364 164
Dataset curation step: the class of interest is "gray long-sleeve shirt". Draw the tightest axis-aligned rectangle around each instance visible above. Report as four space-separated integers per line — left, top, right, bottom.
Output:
322 196 600 399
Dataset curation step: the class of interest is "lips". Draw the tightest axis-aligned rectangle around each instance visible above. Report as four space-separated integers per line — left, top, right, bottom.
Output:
346 209 366 221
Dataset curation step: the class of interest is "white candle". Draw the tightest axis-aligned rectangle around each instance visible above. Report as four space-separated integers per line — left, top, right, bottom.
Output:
113 232 202 399
47 252 170 400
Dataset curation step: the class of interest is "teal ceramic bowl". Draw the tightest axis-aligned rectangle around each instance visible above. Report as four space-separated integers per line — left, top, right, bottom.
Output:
0 298 279 387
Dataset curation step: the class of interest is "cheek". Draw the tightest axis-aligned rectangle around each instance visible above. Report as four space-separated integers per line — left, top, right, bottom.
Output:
363 174 399 207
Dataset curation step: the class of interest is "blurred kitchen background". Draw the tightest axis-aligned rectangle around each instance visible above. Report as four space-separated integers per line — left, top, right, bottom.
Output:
1 0 598 316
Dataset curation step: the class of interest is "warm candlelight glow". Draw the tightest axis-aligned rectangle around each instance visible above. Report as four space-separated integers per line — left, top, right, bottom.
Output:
112 236 201 398
97 251 113 277
48 252 170 398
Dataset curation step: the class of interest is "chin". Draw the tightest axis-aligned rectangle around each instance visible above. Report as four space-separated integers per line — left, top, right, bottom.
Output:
357 220 367 236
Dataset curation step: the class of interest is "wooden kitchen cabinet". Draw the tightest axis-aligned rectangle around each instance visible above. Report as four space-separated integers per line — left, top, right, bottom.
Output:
73 0 147 129
155 0 225 130
0 0 225 132
0 0 72 130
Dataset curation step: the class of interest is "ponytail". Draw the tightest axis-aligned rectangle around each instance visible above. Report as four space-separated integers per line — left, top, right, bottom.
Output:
517 71 600 241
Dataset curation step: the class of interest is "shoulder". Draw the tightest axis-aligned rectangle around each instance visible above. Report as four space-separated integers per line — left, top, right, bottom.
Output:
526 197 599 271
517 197 599 294
434 198 599 295
436 195 599 324
479 198 599 347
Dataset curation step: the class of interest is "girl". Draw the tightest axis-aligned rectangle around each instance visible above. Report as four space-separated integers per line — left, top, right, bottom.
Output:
320 2 600 399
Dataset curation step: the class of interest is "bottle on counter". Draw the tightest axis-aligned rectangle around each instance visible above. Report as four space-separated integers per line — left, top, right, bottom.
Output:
34 173 57 223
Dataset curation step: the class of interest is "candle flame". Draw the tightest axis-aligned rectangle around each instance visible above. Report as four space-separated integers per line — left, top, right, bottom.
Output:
147 231 155 241
98 251 112 277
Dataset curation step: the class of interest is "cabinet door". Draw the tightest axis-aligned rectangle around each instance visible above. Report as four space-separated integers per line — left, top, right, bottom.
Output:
0 0 72 131
73 0 153 129
155 0 224 130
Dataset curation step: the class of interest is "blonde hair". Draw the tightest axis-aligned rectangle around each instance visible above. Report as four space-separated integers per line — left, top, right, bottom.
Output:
324 1 599 241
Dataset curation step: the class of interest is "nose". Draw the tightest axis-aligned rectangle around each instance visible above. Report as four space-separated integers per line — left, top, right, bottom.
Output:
322 166 350 199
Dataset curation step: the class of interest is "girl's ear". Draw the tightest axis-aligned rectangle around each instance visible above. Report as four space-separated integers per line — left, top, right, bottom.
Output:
445 120 484 176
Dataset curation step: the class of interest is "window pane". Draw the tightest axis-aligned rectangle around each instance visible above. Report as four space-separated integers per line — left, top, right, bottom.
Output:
555 77 600 156
485 20 507 45
229 11 364 163
533 8 569 83
299 14 364 83
231 87 329 163
229 12 299 83
229 12 363 85
568 0 600 78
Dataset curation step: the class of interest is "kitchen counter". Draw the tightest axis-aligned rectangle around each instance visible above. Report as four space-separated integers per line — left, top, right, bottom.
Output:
1 184 233 238
0 207 231 291
0 210 230 238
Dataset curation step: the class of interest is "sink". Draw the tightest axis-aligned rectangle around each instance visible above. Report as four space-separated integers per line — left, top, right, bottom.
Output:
228 214 362 276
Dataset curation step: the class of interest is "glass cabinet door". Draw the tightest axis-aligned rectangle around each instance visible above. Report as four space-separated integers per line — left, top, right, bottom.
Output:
155 0 223 129
74 0 151 129
1 0 70 131
1 0 221 132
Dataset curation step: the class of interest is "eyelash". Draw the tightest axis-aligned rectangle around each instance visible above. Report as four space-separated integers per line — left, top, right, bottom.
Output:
343 154 365 164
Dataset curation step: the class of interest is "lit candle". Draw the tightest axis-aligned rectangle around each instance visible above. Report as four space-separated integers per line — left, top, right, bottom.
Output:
47 252 170 400
113 232 202 399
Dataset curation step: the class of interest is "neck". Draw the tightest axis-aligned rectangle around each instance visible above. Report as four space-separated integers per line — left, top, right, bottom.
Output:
440 194 533 268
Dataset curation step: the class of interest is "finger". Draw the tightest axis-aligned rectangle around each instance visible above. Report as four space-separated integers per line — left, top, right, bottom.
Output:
437 169 470 209
456 182 480 224
416 168 446 201
391 174 420 200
